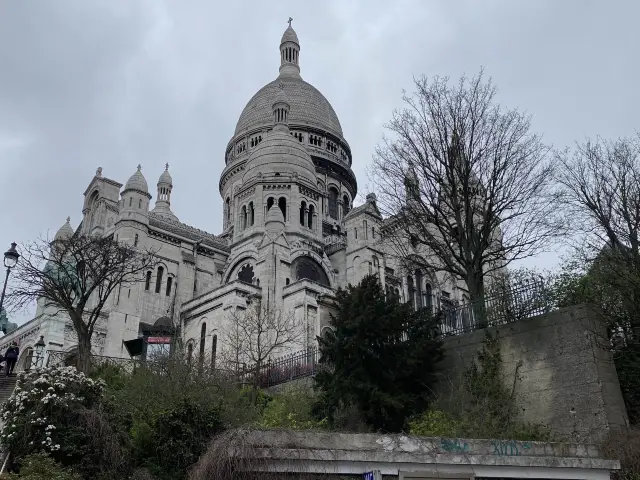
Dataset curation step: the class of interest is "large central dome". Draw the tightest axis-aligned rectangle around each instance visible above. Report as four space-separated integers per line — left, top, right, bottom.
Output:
234 77 343 137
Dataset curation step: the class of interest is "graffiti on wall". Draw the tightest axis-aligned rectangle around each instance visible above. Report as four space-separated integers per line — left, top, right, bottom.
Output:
440 438 470 454
491 440 532 456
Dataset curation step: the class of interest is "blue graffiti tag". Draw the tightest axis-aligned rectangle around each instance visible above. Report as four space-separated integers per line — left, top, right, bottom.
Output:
440 438 470 454
491 440 532 456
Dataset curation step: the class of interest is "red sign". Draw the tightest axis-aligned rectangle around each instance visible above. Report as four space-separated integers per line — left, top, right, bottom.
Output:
147 336 172 344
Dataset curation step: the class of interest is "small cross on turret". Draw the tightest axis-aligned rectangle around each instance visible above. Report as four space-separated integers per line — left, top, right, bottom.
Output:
288 17 293 27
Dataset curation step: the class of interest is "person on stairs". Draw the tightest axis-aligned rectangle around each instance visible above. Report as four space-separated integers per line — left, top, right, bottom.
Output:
4 343 19 376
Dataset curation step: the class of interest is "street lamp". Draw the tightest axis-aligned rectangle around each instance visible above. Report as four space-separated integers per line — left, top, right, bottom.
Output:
0 242 20 330
34 335 46 369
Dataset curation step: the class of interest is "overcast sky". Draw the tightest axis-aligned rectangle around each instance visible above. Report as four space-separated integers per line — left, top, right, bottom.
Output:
1 0 638 324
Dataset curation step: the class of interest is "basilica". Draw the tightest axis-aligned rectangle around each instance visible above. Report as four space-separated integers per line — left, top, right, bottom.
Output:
0 22 465 369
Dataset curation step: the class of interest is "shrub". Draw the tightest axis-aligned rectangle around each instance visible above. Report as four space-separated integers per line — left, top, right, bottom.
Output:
0 453 81 480
410 332 553 441
0 366 104 464
255 387 327 430
603 427 640 480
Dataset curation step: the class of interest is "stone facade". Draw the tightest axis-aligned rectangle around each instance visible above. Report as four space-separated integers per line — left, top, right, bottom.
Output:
1 23 472 370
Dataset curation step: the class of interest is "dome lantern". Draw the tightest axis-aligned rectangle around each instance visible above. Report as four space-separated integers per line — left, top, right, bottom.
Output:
151 163 178 221
279 17 300 78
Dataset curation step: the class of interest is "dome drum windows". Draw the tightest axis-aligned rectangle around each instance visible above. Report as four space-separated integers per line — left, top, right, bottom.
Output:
328 187 339 220
326 141 338 154
236 142 247 154
250 135 263 148
299 201 316 229
309 134 323 147
290 131 304 142
239 202 255 231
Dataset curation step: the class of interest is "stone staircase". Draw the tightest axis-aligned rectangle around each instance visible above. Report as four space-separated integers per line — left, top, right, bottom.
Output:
0 376 17 409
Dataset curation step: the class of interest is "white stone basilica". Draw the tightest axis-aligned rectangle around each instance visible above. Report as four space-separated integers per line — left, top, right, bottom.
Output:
1 23 466 369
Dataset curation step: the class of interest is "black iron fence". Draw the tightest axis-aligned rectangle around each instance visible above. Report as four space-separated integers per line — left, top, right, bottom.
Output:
46 350 141 374
438 278 551 336
251 278 551 388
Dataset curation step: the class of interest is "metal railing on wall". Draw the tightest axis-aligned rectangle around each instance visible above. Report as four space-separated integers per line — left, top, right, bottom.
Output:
247 278 551 388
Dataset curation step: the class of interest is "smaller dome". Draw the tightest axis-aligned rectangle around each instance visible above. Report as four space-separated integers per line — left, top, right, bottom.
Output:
158 163 172 186
265 206 285 235
273 86 290 107
125 165 149 193
281 25 299 45
55 217 74 240
243 130 317 186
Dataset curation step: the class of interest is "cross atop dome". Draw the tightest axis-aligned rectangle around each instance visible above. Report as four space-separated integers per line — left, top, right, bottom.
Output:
288 17 293 27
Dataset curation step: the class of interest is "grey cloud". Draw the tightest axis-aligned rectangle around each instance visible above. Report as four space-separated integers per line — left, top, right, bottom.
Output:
1 0 638 324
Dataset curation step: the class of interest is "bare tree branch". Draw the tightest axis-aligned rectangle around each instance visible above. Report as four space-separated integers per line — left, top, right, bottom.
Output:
370 71 564 315
6 234 160 372
221 297 303 402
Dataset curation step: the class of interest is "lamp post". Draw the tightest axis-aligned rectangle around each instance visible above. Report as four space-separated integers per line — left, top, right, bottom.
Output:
0 243 20 328
34 335 46 369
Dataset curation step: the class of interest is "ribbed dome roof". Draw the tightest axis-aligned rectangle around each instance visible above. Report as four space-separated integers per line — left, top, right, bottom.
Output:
125 165 149 193
281 25 299 45
234 77 343 137
54 217 74 240
243 129 317 186
158 164 172 185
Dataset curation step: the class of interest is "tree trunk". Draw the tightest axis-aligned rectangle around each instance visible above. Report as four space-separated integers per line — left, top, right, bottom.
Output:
467 272 487 328
76 334 92 374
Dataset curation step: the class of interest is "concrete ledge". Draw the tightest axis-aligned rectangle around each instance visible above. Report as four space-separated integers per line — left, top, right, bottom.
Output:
230 430 620 479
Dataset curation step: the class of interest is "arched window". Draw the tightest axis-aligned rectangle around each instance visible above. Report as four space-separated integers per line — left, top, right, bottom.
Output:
328 187 339 219
355 228 358 239
278 197 287 220
138 199 142 209
129 197 132 207
425 283 433 314
155 267 164 294
187 343 193 367
249 202 255 226
225 198 231 227
364 220 368 239
166 276 173 296
145 271 151 291
134 234 139 247
200 323 206 359
372 227 375 239
241 205 247 230
211 334 217 370
300 201 306 225
342 195 350 216
407 275 415 310
415 270 423 309
267 197 275 211
308 205 314 229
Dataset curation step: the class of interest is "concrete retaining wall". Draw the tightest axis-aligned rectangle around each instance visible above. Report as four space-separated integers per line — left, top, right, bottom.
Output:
436 304 628 442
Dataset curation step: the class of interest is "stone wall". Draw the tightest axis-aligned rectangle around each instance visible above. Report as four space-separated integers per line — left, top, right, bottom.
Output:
436 304 629 442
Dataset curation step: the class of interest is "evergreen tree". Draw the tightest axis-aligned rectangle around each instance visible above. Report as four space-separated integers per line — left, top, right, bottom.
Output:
313 275 443 432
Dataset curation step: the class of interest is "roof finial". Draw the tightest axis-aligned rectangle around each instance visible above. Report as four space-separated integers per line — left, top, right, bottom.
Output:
137 164 142 171
96 166 102 177
66 216 71 223
288 17 293 27
165 162 169 171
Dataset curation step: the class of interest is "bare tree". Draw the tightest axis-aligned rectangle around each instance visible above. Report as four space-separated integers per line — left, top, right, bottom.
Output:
555 134 640 334
7 234 159 373
371 71 563 322
221 296 303 402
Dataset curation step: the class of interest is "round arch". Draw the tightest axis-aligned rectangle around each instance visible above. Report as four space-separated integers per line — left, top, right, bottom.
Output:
224 256 258 284
291 255 331 287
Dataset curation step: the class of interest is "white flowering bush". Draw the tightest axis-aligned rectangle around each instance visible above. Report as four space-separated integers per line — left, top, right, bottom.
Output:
0 365 104 466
